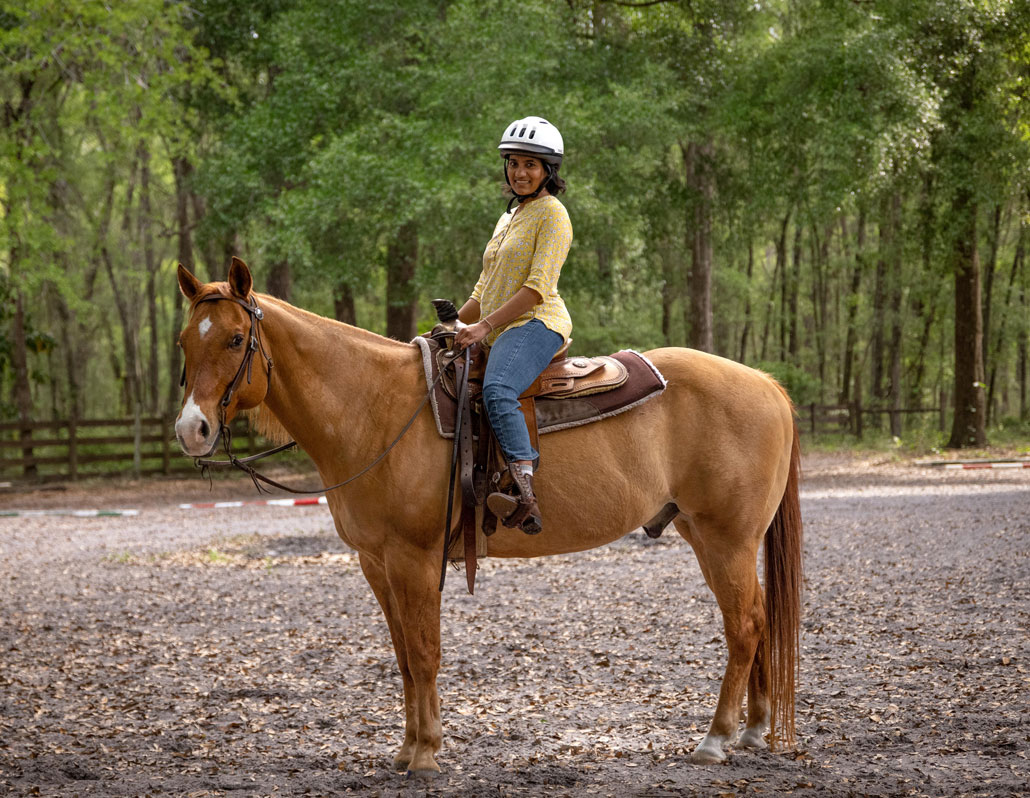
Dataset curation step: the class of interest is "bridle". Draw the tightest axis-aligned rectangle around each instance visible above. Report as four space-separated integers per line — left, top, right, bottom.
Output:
182 291 458 496
181 292 274 414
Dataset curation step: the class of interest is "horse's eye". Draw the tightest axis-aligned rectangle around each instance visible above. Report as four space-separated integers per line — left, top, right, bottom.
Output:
229 334 245 349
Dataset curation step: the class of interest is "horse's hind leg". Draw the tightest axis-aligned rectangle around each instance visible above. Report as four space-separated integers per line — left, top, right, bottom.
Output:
358 552 419 771
675 518 765 764
738 623 771 750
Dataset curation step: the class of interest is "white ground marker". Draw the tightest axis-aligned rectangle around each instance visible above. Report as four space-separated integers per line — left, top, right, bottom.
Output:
0 508 141 518
178 496 328 510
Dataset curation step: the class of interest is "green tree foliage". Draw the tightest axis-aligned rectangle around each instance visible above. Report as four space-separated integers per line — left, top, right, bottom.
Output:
2 1 217 425
3 0 1030 451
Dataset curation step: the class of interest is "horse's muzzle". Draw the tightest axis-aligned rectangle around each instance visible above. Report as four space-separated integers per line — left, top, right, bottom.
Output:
175 395 220 457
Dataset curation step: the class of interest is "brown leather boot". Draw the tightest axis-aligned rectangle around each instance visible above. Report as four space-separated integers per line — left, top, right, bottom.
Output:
486 463 542 534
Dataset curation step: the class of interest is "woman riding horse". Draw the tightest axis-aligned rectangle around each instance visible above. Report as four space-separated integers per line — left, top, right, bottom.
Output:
453 115 572 535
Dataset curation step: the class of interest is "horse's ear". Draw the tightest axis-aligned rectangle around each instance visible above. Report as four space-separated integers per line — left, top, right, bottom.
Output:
178 263 203 300
228 256 253 299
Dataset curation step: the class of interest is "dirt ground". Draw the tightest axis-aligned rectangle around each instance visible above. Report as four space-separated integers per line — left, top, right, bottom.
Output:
1 452 1028 797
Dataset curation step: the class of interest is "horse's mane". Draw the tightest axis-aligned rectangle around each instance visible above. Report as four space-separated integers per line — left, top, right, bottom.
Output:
243 405 292 445
238 291 413 446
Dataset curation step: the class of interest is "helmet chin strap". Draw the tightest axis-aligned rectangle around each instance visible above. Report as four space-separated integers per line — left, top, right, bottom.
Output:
504 161 556 213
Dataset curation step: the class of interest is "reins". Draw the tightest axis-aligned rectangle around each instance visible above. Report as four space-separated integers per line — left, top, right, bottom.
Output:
189 291 458 496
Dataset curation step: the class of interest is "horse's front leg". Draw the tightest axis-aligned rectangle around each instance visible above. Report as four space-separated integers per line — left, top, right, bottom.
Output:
383 543 443 775
358 552 421 770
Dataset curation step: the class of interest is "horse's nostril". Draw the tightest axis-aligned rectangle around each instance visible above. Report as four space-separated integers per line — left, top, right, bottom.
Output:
199 419 209 439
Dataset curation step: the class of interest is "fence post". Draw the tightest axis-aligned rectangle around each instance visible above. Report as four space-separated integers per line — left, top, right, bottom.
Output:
810 402 817 434
939 388 947 432
162 414 171 475
132 404 142 479
853 372 863 440
69 415 78 482
19 420 36 480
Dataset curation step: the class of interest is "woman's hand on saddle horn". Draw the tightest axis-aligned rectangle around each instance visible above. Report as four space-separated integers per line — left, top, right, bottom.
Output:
454 320 491 351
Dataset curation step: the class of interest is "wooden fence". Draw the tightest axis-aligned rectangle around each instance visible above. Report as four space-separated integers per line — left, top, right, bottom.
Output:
0 400 944 484
797 402 943 438
0 416 262 483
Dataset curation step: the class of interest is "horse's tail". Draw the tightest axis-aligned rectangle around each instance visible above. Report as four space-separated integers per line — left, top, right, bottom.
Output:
764 415 803 749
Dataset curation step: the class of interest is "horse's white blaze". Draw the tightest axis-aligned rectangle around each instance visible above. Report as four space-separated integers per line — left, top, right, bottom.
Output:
198 316 212 338
175 391 216 456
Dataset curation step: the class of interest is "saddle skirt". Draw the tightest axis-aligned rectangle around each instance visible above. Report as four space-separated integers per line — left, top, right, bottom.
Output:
412 335 667 440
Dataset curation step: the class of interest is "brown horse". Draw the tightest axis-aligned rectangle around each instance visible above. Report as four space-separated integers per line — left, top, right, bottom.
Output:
174 257 802 774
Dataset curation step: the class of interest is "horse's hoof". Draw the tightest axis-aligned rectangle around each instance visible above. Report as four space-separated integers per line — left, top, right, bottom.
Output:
405 766 441 780
737 727 768 750
393 756 410 772
689 734 729 765
689 749 727 765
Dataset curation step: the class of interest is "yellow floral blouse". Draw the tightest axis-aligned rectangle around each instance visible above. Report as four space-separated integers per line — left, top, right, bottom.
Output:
471 195 573 346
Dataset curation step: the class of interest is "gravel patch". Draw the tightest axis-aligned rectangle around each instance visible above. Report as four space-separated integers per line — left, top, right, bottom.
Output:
1 453 1027 797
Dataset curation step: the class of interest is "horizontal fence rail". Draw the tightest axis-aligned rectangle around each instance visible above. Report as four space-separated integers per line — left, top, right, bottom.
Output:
798 402 942 438
0 416 265 483
2 401 944 483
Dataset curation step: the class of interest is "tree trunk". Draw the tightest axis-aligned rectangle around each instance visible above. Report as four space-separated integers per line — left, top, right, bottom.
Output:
1020 236 1028 422
11 287 37 479
386 221 419 340
947 186 987 447
809 222 831 400
168 156 193 416
266 260 292 301
659 236 678 347
54 298 81 421
981 204 1002 375
908 288 939 409
839 210 865 405
774 208 791 360
139 143 160 416
986 220 1025 425
908 173 937 406
870 201 890 405
738 240 754 363
885 191 903 437
788 222 801 361
681 140 714 353
334 281 357 326
53 259 100 420
102 244 144 437
1019 323 1028 422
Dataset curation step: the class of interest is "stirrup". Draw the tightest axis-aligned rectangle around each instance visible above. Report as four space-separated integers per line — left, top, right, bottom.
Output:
486 465 542 534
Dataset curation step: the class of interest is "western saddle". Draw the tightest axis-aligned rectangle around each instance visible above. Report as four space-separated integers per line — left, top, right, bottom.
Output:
426 300 628 594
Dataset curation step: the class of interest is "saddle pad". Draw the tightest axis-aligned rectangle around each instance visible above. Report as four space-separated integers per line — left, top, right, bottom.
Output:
413 336 667 439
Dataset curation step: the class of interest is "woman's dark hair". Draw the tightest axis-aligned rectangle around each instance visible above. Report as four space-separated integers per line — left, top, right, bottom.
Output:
545 166 567 195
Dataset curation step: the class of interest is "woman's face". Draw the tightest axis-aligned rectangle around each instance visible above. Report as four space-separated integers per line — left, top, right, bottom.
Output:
506 154 548 196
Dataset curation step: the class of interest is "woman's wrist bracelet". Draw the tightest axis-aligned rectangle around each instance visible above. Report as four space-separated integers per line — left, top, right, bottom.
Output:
481 317 495 333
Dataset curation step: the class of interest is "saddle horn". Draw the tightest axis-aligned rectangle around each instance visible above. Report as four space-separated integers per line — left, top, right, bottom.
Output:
431 299 459 324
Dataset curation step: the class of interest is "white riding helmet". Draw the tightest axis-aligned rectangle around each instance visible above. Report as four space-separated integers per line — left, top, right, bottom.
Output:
498 116 564 165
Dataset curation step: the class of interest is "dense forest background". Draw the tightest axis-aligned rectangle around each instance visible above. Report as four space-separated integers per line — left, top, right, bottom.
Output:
3 0 1029 449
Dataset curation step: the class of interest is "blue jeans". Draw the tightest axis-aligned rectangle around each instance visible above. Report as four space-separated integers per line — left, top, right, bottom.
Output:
482 319 564 463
